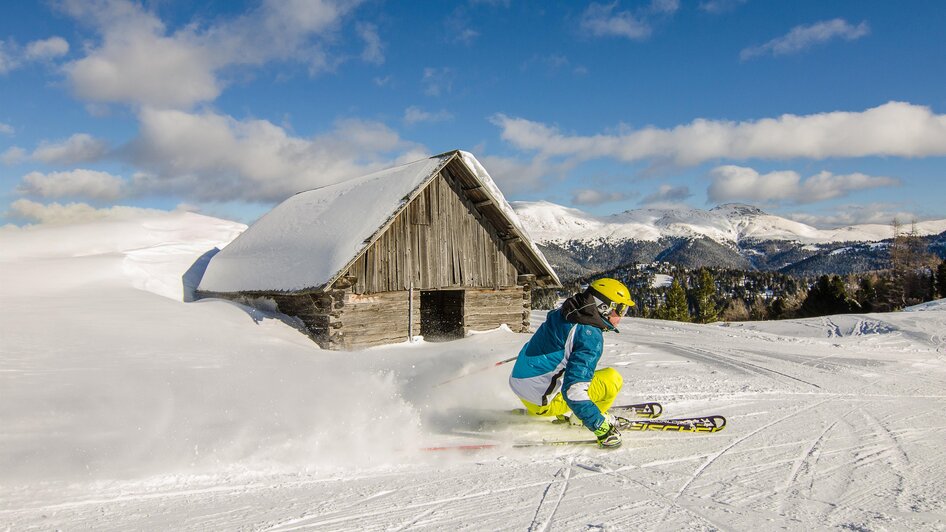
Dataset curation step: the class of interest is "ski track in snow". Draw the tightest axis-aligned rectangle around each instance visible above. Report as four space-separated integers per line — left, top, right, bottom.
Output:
4 216 946 530
527 456 572 532
10 327 943 531
9 328 941 530
778 418 839 514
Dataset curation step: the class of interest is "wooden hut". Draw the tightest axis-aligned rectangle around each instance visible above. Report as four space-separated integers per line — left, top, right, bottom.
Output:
197 150 560 350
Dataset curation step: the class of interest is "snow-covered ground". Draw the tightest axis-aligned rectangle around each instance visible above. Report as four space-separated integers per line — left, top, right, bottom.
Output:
2 213 945 530
651 274 674 289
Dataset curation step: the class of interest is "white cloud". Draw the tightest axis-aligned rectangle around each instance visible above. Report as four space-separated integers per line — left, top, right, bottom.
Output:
31 134 109 164
521 54 589 77
124 107 425 202
641 184 692 205
24 37 70 60
422 67 455 96
539 54 569 69
477 154 570 195
403 106 453 125
579 2 651 40
357 23 384 65
444 7 479 45
785 204 925 228
648 0 680 15
62 4 219 109
0 41 14 74
2 147 27 165
60 0 363 109
373 75 393 87
492 101 946 166
577 1 676 40
0 36 69 73
17 169 125 200
0 122 13 135
8 198 165 225
571 188 631 206
741 19 869 60
707 165 899 205
699 0 748 14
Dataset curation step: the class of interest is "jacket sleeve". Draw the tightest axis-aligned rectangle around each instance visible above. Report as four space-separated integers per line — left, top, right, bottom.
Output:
561 324 605 431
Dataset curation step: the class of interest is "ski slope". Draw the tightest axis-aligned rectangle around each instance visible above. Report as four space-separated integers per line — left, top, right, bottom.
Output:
2 212 945 530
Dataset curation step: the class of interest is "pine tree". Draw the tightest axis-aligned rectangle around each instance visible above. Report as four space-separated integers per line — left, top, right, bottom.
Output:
855 276 877 313
800 275 858 317
657 277 691 322
938 259 946 299
531 288 560 310
872 275 898 313
693 268 719 323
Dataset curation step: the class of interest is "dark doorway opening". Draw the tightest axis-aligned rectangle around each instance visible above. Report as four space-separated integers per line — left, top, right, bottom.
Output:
421 290 464 341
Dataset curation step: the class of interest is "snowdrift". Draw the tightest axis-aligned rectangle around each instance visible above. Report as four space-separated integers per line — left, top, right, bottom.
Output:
0 212 523 483
3 211 946 530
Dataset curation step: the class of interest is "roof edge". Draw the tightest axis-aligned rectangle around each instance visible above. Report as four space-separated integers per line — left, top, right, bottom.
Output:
318 152 459 291
453 152 562 288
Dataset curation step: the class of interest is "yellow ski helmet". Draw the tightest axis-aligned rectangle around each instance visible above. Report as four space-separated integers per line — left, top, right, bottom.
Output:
587 278 635 318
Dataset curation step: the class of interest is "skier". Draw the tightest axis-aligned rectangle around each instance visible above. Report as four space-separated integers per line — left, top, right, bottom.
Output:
509 278 634 448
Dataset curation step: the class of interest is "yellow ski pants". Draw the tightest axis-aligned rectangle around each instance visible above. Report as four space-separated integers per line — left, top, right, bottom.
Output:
519 367 623 417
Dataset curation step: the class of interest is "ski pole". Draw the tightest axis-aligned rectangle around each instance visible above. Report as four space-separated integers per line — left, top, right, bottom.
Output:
434 356 517 387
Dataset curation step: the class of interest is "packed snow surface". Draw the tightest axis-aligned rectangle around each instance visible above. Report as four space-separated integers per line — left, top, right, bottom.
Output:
651 273 674 288
513 200 946 245
3 212 946 530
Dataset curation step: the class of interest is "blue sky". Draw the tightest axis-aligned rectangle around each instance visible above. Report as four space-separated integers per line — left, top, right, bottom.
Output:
1 0 945 227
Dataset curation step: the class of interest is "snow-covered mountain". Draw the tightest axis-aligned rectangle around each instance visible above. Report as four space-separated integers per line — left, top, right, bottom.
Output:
512 201 946 279
512 201 946 245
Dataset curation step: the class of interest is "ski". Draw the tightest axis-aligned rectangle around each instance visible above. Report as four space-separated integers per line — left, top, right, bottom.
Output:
426 413 724 451
610 401 663 419
617 415 726 433
421 439 599 451
509 401 663 419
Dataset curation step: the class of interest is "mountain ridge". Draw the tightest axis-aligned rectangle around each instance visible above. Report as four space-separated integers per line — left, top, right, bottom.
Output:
511 201 946 281
512 200 946 246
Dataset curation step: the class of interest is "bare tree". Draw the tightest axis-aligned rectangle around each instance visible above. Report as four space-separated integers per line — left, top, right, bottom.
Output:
888 218 938 308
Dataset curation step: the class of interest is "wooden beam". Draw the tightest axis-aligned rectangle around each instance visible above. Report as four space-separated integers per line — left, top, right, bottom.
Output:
332 275 358 290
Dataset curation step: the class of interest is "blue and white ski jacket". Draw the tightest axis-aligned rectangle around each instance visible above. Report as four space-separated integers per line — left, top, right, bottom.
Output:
508 303 610 431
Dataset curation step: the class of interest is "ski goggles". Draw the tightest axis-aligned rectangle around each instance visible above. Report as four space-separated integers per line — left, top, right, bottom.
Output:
610 302 630 317
596 300 630 317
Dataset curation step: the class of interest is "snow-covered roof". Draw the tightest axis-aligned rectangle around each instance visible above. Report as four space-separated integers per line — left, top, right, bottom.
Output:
198 151 559 293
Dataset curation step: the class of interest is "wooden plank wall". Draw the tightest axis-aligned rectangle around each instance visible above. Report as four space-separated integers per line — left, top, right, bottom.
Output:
332 290 421 350
463 287 530 334
206 286 530 350
344 172 519 294
270 292 338 346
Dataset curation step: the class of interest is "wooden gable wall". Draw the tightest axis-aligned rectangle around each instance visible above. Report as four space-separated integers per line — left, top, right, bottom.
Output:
342 168 519 294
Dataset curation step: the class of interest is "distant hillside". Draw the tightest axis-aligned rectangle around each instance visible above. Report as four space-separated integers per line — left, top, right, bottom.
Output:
513 201 946 282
